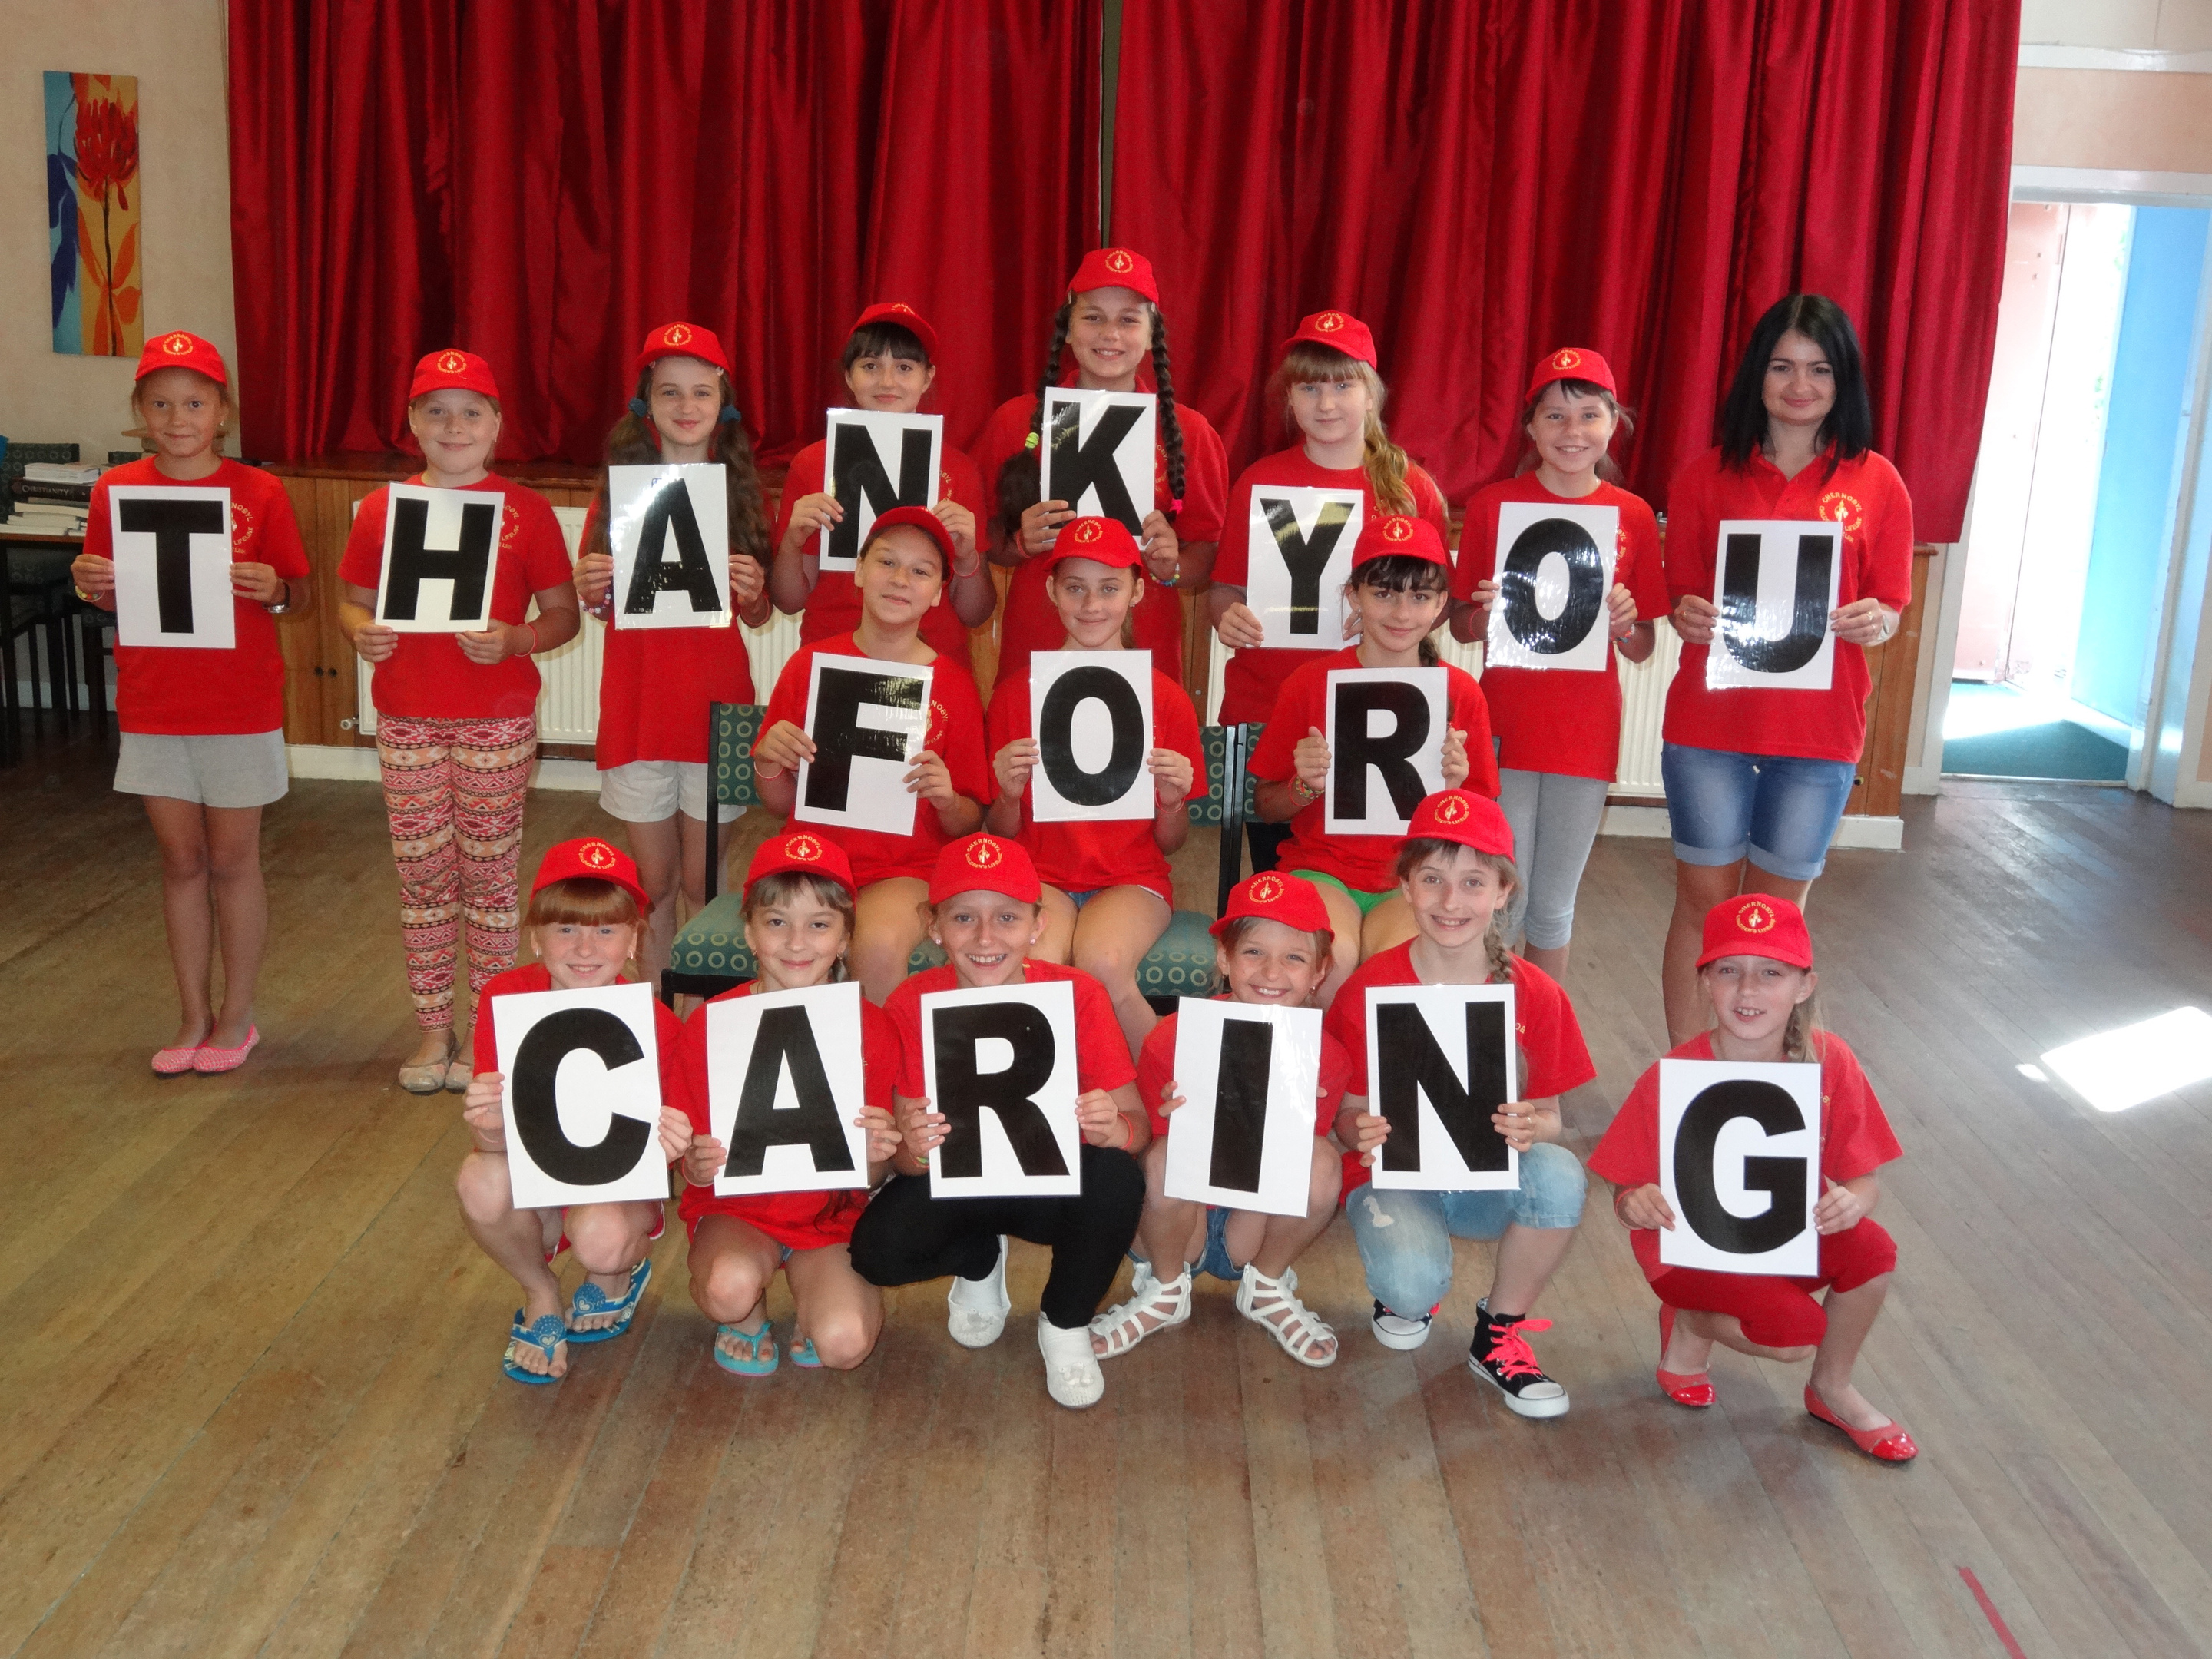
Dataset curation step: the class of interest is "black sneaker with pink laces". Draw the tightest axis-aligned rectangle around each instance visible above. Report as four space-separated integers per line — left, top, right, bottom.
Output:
1468 1300 1570 1418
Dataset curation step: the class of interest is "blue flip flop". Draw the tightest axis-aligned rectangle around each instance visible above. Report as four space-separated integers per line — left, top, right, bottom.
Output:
714 1320 779 1376
789 1334 821 1369
565 1257 653 1346
503 1310 568 1385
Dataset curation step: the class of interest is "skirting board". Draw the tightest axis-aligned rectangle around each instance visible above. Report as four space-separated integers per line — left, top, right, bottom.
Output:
1598 803 1905 851
288 743 601 793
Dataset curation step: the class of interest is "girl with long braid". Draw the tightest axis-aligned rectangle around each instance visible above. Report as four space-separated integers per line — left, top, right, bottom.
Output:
971 248 1228 690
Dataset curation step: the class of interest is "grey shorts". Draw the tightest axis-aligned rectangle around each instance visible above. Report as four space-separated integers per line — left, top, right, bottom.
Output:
114 729 288 808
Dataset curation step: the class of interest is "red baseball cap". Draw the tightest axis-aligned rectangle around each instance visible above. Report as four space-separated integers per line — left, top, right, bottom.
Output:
1210 871 1332 940
743 829 856 900
1405 790 1515 859
929 833 1042 905
863 504 956 573
851 302 939 362
1038 515 1142 575
136 329 228 386
1068 247 1159 305
1525 346 1618 402
1278 310 1377 369
409 348 502 402
1351 513 1450 571
531 836 651 912
634 321 733 379
1697 894 1814 969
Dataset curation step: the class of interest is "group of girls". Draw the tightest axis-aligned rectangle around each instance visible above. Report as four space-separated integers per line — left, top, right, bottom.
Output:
71 248 1916 1457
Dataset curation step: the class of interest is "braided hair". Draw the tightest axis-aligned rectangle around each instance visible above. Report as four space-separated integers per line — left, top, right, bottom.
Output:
584 364 770 571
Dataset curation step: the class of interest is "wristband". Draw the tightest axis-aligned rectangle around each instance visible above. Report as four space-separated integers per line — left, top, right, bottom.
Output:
1291 775 1323 805
518 622 538 656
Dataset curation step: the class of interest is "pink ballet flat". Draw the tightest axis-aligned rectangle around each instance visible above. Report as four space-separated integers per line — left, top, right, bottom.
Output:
191 1026 260 1075
151 1045 203 1076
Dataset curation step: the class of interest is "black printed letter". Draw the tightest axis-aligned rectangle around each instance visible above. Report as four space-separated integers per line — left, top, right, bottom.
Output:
1045 398 1144 531
825 419 935 565
118 495 227 635
1038 665 1146 807
1673 1080 1808 1255
621 477 724 616
380 494 497 623
720 1004 855 1178
932 1002 1069 1179
1259 495 1356 637
1374 1002 1511 1175
1717 530 1835 675
1207 1018 1275 1194
1331 679 1433 823
511 1008 653 1187
803 665 926 813
1497 516 1605 655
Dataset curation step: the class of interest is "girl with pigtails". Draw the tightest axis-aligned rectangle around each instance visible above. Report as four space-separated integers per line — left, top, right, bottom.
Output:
571 323 774 995
972 247 1229 690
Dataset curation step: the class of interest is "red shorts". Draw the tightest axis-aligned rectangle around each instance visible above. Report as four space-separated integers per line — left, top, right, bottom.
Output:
1634 1220 1896 1349
547 1200 667 1264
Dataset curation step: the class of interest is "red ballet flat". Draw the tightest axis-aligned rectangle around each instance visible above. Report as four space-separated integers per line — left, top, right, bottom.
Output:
1804 1383 1917 1463
1656 1305 1715 1408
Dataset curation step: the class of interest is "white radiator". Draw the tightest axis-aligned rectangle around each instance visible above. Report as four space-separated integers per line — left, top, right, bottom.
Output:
1202 615 1678 797
356 505 803 741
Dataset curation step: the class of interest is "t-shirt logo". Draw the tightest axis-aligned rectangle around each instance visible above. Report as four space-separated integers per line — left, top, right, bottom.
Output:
1816 490 1864 544
161 332 195 356
1248 873 1286 905
578 839 619 871
1104 249 1135 274
1551 348 1581 372
1434 793 1471 826
1314 311 1346 334
1070 518 1104 545
965 836 1005 870
437 350 469 375
1736 899 1777 934
784 833 824 863
1382 516 1415 543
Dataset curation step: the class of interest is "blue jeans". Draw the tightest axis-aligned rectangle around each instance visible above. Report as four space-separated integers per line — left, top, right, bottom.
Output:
1660 743 1858 882
1344 1143 1587 1320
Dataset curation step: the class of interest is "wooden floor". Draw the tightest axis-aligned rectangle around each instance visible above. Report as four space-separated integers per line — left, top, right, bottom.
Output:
5 719 2212 1659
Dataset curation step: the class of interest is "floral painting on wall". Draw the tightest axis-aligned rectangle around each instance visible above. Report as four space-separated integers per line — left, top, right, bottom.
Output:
46 71 142 357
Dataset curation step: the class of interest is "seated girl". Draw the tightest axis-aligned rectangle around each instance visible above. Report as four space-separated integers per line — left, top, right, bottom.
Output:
457 839 691 1383
751 507 990 1002
1588 895 1915 1462
985 515 1203 1053
677 832 902 1376
1327 792 1594 1417
1091 872 1346 1367
848 835 1150 1410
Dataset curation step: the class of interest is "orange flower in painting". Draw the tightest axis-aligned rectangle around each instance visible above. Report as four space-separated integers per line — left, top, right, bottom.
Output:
73 84 141 355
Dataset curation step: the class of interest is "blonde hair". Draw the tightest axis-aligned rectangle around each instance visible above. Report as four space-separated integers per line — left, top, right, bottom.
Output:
126 370 234 446
1269 342 1416 515
1783 982 1826 1063
1395 839 1520 984
1213 914 1334 998
1516 378 1634 484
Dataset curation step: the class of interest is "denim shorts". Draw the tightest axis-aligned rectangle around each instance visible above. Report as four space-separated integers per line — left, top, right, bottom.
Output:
1660 743 1857 882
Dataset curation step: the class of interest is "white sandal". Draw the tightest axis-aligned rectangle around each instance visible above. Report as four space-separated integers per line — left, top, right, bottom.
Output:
1088 1263 1192 1359
1236 1263 1337 1367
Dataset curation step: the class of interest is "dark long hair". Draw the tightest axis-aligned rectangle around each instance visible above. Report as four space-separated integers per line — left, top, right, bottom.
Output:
585 363 770 568
1717 294 1872 480
1344 552 1451 667
994 296 1187 541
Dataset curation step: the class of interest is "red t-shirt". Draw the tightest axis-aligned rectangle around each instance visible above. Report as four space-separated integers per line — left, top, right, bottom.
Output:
337 474 575 720
1323 945 1595 1201
1211 448 1451 726
755 633 991 885
469 962 691 1173
984 663 1204 904
1455 475 1670 782
1136 1000 1353 1141
581 500 757 769
1247 647 1499 892
1587 1029 1903 1283
674 980 901 1250
83 457 311 737
770 438 984 667
971 392 1230 687
885 959 1138 1100
1661 445 1916 763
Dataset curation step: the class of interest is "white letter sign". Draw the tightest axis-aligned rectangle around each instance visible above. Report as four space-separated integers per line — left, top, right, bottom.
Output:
494 982 668 1210
608 463 729 630
1657 1058 1820 1275
707 982 870 1196
1029 649 1154 823
1366 982 1518 1191
1039 388 1155 534
1484 501 1617 672
820 409 943 571
1247 487 1363 650
922 981 1082 1198
793 653 932 836
1323 667 1448 836
374 483 501 632
1164 999 1322 1217
1707 520 1842 691
108 485 235 650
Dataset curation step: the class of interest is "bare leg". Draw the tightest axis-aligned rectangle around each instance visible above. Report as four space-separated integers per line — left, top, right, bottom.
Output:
201 805 268 1047
784 1242 885 1369
690 1213 783 1363
1362 893 1417 961
1522 942 1570 983
1248 1139 1343 1277
675 808 738 912
456 1150 566 1378
1300 876 1365 1010
562 1200 661 1330
1133 1137 1204 1275
853 878 932 1005
1661 1311 1813 1373
1664 858 1746 1046
1069 885 1171 1057
1486 1221 1578 1316
1806 1274 1896 1430
1035 884 1078 967
142 796 215 1050
622 813 684 992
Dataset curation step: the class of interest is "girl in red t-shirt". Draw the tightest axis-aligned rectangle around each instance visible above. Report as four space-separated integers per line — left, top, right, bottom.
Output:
456 839 692 1385
338 351 582 1093
1211 310 1449 876
571 323 772 993
1247 515 1496 1001
71 331 312 1075
676 833 901 1376
984 517 1202 1053
973 247 1230 687
768 303 997 667
1588 894 1915 1462
1092 873 1347 1368
1657 296 1914 1045
1449 349 1665 983
750 508 989 1002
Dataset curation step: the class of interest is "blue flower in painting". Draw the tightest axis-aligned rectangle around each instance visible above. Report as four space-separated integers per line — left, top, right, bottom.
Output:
48 93 79 332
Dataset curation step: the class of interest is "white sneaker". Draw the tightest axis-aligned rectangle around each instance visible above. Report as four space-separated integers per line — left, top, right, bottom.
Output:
947 1235 1011 1348
1371 1299 1435 1351
1037 1313 1105 1409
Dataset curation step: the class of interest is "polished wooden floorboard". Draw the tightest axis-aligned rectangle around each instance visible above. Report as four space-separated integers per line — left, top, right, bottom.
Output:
5 724 2211 1657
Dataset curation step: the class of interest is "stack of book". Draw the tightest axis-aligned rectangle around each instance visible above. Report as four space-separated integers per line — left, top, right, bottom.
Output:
6 462 101 537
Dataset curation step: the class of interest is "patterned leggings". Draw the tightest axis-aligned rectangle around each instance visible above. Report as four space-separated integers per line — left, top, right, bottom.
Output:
377 713 537 1028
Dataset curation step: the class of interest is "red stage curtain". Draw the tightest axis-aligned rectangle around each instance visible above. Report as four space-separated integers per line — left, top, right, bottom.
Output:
226 0 1100 465
1108 0 2016 541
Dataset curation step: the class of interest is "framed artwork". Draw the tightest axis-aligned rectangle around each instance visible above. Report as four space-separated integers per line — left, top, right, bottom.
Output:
46 71 142 357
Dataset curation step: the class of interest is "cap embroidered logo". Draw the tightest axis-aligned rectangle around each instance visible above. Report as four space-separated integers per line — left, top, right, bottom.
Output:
1435 793 1470 825
664 324 693 347
438 351 468 375
579 840 619 871
1071 519 1104 545
1316 312 1346 333
891 303 915 315
1382 516 1415 543
786 833 823 863
966 838 1005 870
1737 899 1777 934
1250 874 1286 904
162 332 194 356
1104 249 1134 274
1553 349 1581 370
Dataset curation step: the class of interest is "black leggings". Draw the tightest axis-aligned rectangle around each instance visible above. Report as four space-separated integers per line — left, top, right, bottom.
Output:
848 1146 1147 1330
